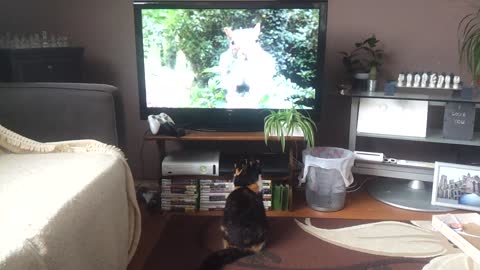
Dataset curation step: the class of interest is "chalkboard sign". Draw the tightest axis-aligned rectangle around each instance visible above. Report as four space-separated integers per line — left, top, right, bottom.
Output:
443 102 475 140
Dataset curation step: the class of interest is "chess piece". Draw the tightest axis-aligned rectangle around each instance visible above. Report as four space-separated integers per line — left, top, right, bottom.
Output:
421 73 429 88
444 75 451 89
5 32 12 49
406 73 413 87
397 73 405 87
12 34 20 49
436 75 445 89
413 74 421 87
429 73 437 88
453 76 461 89
41 31 49 48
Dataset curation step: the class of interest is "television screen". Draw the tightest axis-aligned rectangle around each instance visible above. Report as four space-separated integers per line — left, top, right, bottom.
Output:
134 1 326 130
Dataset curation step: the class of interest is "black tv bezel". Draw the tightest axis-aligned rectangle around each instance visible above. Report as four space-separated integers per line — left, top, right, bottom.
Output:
134 0 327 132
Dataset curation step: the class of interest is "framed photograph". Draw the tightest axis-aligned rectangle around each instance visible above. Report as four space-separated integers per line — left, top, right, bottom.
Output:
432 162 480 211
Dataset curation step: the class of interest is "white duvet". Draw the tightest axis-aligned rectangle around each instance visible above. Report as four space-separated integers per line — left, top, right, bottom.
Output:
0 125 141 270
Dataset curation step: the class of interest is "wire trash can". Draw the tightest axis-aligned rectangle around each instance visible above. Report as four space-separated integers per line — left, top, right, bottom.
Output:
299 147 355 211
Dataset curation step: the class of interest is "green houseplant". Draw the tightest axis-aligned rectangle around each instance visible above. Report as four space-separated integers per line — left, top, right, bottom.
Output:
263 107 316 152
459 8 480 86
339 35 384 80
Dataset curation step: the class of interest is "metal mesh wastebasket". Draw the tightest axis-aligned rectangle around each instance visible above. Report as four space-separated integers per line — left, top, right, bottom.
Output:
300 147 355 212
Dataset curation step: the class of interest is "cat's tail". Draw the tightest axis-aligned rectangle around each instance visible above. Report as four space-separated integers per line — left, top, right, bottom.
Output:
197 247 254 270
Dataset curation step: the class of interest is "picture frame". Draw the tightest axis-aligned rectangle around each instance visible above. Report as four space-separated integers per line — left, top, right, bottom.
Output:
432 162 480 211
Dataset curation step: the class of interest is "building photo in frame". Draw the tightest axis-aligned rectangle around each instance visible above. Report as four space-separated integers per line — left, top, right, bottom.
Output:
432 162 480 211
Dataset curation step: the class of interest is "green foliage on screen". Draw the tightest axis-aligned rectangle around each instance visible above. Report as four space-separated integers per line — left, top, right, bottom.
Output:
142 8 320 107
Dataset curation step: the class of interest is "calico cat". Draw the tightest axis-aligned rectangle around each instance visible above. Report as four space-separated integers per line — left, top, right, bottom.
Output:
198 159 268 270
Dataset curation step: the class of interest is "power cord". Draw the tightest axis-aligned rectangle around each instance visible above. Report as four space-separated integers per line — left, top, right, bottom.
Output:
347 177 373 193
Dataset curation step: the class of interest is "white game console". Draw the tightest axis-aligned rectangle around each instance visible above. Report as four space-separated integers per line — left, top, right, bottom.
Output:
162 151 220 176
354 151 384 162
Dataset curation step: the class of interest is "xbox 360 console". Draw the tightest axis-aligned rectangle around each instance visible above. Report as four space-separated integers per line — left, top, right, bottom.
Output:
162 151 220 176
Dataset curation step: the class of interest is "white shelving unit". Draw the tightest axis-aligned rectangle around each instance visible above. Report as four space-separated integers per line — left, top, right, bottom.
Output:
357 129 480 146
345 89 480 212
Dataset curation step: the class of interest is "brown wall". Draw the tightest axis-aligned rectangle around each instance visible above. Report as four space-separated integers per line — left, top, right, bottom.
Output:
325 0 474 85
320 0 476 146
2 0 478 179
49 0 161 179
0 1 56 32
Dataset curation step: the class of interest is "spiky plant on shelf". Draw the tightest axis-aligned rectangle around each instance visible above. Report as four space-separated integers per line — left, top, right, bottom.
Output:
459 8 480 86
263 107 316 152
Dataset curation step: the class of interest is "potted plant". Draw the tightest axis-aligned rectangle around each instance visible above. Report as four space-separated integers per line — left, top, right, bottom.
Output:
339 35 384 91
263 107 316 152
459 8 480 86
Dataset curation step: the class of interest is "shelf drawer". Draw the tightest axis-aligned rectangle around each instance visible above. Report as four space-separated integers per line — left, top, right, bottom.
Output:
0 47 84 82
12 58 81 82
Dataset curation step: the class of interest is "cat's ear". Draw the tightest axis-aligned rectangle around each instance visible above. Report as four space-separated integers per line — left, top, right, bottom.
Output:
224 27 234 40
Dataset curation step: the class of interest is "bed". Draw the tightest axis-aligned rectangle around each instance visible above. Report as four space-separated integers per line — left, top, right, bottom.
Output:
0 83 141 270
0 125 141 270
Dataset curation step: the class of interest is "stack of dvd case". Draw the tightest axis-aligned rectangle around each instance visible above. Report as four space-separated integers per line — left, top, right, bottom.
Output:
199 179 235 211
262 179 272 210
160 179 199 212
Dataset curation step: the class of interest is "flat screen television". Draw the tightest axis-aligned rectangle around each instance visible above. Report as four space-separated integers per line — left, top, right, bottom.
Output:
134 0 327 131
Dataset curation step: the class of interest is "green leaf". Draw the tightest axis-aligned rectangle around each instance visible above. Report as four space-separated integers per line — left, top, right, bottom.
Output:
458 8 480 84
263 107 316 152
365 35 378 47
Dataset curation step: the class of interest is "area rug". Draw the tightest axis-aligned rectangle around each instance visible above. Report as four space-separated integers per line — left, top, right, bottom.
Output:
142 215 472 270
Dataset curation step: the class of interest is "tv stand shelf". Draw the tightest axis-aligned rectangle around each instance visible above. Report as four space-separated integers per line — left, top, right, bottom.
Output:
342 89 480 212
144 130 305 211
144 130 305 141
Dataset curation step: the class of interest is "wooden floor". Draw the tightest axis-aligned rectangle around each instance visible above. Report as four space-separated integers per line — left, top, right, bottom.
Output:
127 186 463 270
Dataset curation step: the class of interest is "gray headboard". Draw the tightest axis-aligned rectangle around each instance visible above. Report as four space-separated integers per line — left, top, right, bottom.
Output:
0 82 119 145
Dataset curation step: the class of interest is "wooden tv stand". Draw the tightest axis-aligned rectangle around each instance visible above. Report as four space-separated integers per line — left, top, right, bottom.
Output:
144 129 306 211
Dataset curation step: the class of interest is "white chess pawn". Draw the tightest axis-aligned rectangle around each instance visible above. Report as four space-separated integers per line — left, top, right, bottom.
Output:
397 73 405 87
406 73 413 87
413 74 421 87
436 75 445 89
453 76 461 89
444 75 451 89
421 73 429 88
429 73 437 88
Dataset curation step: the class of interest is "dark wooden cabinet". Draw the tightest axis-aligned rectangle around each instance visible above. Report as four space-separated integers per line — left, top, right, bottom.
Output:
0 47 84 82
